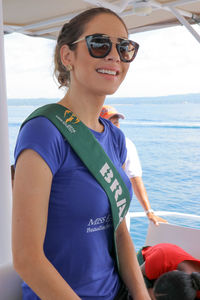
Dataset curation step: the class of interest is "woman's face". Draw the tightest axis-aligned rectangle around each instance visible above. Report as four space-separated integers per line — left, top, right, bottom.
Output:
70 13 130 96
109 116 120 128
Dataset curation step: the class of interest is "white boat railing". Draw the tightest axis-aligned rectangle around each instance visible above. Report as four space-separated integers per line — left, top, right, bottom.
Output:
126 210 200 232
129 210 200 220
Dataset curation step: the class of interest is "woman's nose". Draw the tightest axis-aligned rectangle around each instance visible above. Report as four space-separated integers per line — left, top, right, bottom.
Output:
105 44 120 62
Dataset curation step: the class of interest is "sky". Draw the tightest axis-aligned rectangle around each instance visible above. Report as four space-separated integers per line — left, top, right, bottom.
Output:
3 24 200 99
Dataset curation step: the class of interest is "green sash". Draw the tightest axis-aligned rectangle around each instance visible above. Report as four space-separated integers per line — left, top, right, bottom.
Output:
21 103 131 269
137 247 154 288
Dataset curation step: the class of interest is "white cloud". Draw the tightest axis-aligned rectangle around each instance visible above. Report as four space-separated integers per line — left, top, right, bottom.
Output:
4 24 200 99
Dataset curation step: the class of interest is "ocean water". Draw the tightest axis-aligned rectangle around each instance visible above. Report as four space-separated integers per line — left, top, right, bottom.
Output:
8 94 200 250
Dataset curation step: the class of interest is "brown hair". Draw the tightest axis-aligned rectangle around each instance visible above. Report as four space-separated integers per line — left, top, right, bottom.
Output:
54 7 128 88
154 271 200 300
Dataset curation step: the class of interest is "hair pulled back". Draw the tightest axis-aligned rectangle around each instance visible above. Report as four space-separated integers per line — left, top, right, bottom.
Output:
153 271 200 300
54 7 127 88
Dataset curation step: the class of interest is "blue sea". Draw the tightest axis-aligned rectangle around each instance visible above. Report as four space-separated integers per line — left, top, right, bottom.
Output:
8 94 200 251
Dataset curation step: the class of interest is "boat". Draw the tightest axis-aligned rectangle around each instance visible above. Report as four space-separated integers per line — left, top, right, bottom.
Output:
1 1 200 299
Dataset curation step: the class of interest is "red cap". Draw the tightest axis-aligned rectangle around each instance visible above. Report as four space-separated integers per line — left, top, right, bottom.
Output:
100 105 125 120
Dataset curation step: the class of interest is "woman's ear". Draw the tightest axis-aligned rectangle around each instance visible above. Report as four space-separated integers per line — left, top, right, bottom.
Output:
60 44 73 68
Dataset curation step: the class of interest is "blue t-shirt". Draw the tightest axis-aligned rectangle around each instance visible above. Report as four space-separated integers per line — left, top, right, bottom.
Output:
15 116 132 300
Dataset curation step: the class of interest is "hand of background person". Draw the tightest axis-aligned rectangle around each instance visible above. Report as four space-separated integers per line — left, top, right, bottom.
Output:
147 212 168 226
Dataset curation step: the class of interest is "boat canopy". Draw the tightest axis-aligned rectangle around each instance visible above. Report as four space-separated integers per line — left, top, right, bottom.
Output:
3 0 200 42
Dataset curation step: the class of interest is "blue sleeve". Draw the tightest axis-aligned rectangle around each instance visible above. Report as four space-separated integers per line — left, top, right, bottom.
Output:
14 117 66 175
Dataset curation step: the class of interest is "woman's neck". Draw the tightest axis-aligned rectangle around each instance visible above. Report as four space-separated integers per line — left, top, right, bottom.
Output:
58 89 105 132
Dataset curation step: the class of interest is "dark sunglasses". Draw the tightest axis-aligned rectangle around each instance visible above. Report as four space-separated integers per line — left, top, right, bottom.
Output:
71 34 139 63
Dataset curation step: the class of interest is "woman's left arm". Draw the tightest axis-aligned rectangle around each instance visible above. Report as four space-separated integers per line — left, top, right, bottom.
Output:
116 220 151 300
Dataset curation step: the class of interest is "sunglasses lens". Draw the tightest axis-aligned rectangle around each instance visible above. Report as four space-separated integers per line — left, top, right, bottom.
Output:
118 40 138 62
85 35 139 62
88 36 111 58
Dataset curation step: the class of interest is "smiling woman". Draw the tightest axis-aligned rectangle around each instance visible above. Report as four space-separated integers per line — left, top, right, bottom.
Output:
12 6 151 300
54 7 133 97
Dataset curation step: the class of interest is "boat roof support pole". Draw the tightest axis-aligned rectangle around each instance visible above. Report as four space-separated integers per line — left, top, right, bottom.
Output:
0 0 12 265
169 6 200 44
83 0 130 13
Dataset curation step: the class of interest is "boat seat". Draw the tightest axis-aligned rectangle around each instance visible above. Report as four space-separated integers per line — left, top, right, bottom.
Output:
146 222 200 259
0 263 22 300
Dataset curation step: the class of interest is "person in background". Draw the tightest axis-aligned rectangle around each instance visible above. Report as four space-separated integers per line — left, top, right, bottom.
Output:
137 243 200 300
100 105 167 225
12 7 150 300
